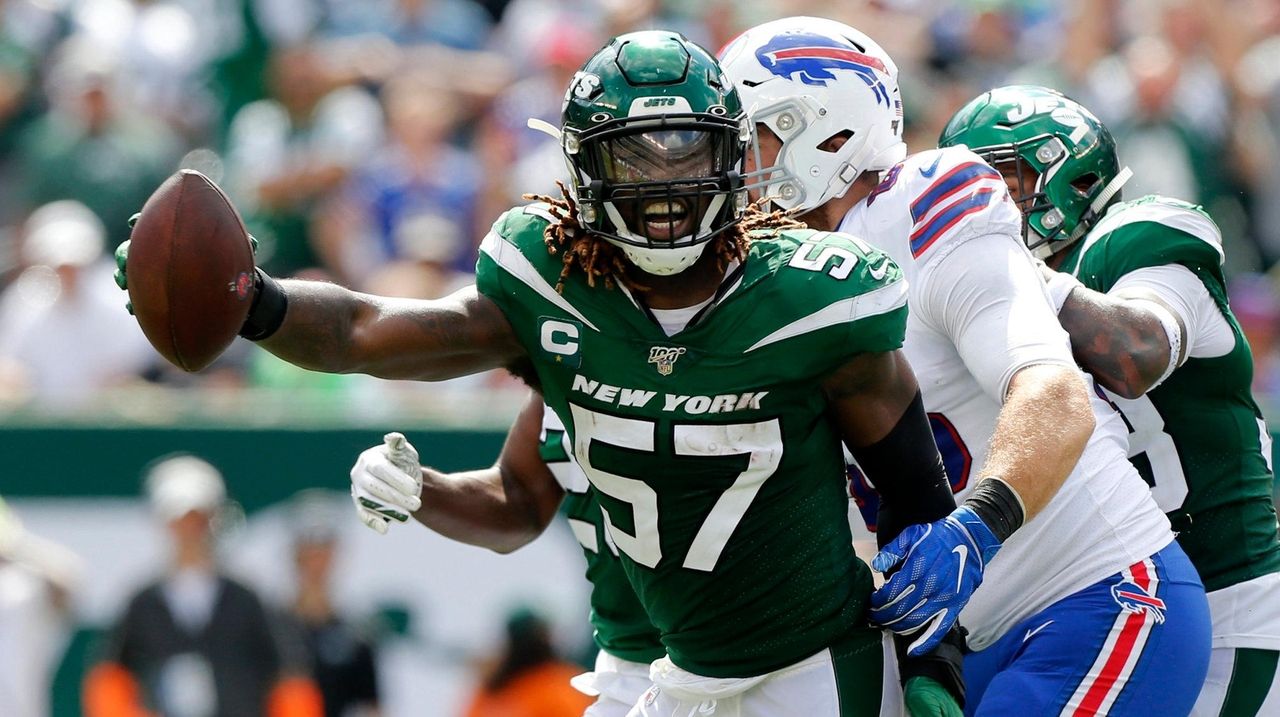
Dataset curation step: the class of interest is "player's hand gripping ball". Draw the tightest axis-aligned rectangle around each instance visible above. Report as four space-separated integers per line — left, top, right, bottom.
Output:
118 170 257 371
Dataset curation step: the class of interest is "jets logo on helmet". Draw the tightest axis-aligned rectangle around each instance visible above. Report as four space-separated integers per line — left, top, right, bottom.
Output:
938 85 1132 259
755 32 891 105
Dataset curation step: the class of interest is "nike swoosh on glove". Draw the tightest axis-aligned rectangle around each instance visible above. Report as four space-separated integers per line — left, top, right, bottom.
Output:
869 506 1001 656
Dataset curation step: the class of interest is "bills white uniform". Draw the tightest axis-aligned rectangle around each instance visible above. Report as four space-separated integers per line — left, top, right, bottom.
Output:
839 146 1174 650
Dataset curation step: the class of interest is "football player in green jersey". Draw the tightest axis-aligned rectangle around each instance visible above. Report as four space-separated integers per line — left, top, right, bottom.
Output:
349 394 664 717
941 84 1280 716
116 31 1003 716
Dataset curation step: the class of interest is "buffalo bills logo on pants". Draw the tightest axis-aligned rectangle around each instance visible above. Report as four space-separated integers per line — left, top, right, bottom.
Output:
755 32 890 105
1111 579 1167 624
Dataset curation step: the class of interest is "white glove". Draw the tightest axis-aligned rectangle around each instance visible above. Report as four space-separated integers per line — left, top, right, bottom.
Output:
350 432 423 534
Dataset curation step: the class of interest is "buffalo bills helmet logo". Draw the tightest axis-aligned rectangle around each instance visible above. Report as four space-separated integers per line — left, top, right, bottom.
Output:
755 32 891 105
1111 580 1167 623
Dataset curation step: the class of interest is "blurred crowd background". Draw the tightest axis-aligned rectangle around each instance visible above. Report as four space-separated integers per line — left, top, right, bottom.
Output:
3 0 1280 412
0 0 1278 715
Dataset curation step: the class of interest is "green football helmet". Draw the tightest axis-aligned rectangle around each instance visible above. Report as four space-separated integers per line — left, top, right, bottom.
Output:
560 31 748 276
938 85 1132 259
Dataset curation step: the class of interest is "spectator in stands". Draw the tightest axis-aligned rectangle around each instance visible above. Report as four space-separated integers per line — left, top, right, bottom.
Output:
223 44 383 279
475 23 596 221
0 200 153 410
460 607 591 717
285 490 380 717
314 71 477 292
17 37 181 249
1229 272 1280 402
83 455 322 717
0 496 83 717
0 0 59 226
60 0 244 140
1231 1 1280 264
323 0 494 51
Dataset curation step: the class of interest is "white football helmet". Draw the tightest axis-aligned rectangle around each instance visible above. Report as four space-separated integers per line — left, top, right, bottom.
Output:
720 17 907 213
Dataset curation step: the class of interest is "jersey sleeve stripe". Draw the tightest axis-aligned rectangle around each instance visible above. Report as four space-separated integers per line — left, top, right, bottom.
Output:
744 278 906 352
910 189 997 258
910 162 1002 222
478 230 600 331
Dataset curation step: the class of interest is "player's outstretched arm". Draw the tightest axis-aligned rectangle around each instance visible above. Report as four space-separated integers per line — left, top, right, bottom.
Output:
261 281 526 381
1048 269 1187 399
350 393 565 553
113 232 526 381
835 350 1012 658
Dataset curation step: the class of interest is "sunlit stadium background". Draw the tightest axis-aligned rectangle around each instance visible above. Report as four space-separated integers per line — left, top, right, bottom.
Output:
0 0 1277 715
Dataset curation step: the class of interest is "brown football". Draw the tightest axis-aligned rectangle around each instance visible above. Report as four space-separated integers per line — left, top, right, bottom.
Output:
127 169 256 372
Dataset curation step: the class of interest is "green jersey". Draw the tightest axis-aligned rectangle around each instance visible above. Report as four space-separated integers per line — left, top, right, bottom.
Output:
477 205 908 677
539 408 666 665
1059 195 1280 592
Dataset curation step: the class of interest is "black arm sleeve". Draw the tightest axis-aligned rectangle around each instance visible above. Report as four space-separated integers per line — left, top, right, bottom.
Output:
849 391 955 548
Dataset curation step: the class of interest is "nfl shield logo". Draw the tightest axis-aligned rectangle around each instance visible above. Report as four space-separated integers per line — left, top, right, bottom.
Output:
648 346 686 376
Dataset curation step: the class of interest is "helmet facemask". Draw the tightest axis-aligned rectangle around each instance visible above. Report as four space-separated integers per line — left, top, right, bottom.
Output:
972 134 1129 260
740 97 867 212
568 113 748 276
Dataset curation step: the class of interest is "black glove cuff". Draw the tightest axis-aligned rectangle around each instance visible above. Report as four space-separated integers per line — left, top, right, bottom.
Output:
897 625 967 707
238 268 289 341
962 477 1025 543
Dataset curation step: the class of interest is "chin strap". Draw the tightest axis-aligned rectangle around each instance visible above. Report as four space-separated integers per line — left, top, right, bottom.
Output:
1089 166 1133 216
1037 166 1134 260
526 117 561 140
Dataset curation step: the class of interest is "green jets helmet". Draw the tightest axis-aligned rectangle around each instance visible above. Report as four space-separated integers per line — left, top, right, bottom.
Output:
938 85 1132 259
560 31 748 276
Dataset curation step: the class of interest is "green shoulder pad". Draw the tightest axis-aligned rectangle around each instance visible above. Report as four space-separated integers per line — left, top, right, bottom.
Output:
737 228 909 357
475 203 581 321
1072 195 1226 293
476 204 562 286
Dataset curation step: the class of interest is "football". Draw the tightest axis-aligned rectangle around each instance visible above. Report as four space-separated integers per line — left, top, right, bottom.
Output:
126 169 257 372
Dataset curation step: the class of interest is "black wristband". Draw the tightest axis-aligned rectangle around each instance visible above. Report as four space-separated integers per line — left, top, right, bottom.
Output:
962 477 1024 543
238 268 289 341
897 625 967 707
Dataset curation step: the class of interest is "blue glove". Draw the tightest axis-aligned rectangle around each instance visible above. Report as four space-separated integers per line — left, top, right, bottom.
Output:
904 676 963 717
869 505 1001 656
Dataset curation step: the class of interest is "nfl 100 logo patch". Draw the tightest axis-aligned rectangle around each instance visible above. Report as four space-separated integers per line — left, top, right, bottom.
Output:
648 346 686 376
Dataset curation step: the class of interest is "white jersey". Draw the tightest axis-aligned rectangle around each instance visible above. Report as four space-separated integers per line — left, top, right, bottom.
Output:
839 147 1173 649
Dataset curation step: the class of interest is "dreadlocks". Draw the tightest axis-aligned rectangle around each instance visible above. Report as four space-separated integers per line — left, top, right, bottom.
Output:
523 182 806 294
